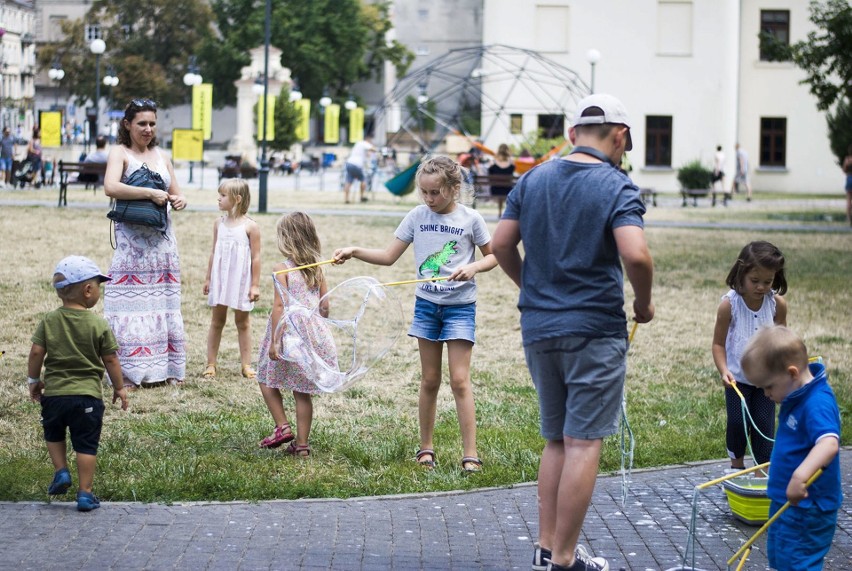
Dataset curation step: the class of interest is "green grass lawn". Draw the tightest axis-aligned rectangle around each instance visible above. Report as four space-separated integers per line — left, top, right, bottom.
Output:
0 198 849 503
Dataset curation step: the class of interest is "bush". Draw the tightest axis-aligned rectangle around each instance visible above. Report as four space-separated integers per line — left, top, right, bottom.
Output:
677 160 713 189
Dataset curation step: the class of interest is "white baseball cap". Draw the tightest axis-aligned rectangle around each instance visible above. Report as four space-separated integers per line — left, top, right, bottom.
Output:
54 255 111 289
572 93 633 151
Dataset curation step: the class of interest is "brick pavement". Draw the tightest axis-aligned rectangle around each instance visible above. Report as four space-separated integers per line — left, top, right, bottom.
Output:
2 452 850 570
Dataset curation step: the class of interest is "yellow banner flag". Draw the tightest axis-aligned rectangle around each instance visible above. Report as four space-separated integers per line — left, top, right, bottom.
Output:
324 104 340 144
192 84 213 141
349 107 364 143
171 129 204 161
39 111 63 147
257 95 276 142
295 99 311 142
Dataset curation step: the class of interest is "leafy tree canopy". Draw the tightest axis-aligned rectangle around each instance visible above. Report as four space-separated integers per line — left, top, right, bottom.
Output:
37 0 215 109
202 0 414 107
760 0 852 112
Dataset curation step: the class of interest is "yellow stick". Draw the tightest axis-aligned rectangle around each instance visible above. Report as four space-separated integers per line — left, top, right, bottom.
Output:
272 259 336 275
726 468 823 566
695 462 770 490
730 380 746 402
628 322 638 344
380 276 449 287
734 548 750 571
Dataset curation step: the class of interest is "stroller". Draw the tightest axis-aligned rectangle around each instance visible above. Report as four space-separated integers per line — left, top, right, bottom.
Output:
13 157 39 189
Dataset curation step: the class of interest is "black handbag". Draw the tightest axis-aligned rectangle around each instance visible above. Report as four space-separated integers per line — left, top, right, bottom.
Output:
106 163 168 232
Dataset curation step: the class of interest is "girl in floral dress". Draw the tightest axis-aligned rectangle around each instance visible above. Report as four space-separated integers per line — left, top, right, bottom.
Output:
256 212 334 456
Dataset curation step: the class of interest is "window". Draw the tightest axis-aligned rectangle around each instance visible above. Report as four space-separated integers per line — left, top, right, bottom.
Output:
48 16 67 42
510 114 523 135
656 1 693 56
537 114 564 139
415 46 430 56
760 117 787 167
645 116 672 167
85 25 102 41
760 10 789 61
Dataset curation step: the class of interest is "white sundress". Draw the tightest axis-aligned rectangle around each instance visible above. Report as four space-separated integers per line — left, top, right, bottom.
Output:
207 217 254 312
103 148 186 385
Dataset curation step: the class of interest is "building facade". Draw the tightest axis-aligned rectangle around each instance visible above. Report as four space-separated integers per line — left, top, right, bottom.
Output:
481 0 844 193
1 0 37 135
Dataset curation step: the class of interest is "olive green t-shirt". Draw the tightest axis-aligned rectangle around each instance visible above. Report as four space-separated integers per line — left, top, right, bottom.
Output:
31 307 118 399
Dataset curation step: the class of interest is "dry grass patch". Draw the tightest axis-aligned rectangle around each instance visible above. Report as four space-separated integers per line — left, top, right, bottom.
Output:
0 202 849 502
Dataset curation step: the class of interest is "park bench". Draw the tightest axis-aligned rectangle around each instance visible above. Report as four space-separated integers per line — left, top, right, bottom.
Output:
472 173 518 207
681 188 729 207
639 188 658 207
57 161 107 207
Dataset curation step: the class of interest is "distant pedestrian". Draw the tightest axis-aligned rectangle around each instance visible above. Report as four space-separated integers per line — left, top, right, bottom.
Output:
0 127 15 188
256 212 334 457
27 256 128 512
492 93 654 571
712 241 788 472
732 143 751 201
741 326 842 571
202 178 262 380
842 144 852 226
334 155 498 473
343 133 375 203
712 145 729 204
487 143 515 217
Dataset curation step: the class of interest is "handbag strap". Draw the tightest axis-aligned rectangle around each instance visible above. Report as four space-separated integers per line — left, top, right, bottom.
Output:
569 145 616 168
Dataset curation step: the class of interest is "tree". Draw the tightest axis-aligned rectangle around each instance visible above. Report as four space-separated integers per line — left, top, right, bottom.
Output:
269 88 301 152
760 0 852 112
202 0 414 107
827 98 852 165
37 0 215 108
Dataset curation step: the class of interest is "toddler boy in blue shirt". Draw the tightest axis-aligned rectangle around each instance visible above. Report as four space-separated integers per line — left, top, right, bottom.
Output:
741 325 842 571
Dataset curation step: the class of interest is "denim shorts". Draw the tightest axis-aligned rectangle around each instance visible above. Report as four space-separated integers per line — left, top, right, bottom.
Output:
41 395 105 455
0 157 11 171
524 336 627 440
768 501 837 570
408 297 476 343
344 162 365 183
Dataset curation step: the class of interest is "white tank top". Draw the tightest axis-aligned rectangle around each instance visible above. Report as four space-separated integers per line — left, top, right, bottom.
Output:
724 289 777 385
122 147 171 189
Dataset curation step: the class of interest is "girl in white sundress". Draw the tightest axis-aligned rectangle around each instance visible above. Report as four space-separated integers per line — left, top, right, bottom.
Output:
202 179 261 379
256 212 334 457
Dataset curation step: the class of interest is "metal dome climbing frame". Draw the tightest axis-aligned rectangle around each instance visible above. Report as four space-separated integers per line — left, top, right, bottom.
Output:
369 44 591 153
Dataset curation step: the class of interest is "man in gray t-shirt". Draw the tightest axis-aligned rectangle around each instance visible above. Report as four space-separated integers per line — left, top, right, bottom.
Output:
493 94 654 571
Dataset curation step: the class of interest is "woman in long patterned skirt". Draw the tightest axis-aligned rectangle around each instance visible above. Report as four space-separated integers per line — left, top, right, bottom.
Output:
103 99 187 388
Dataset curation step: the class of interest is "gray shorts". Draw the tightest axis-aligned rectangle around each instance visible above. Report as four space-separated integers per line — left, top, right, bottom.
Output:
345 162 365 183
524 336 627 441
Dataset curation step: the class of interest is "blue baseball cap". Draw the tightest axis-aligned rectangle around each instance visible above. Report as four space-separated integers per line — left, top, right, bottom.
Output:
53 256 111 289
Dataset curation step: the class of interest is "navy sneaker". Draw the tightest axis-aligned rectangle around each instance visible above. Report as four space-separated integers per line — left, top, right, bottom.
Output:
546 545 609 571
47 468 72 495
76 491 101 512
532 542 552 571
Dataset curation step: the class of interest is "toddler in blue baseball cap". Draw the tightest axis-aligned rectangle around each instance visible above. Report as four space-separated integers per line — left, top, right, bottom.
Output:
28 255 127 511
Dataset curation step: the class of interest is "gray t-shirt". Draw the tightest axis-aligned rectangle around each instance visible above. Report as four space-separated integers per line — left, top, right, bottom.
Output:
394 204 491 305
502 159 645 345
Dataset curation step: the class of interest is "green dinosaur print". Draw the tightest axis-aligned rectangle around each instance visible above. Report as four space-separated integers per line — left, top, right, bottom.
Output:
419 240 458 277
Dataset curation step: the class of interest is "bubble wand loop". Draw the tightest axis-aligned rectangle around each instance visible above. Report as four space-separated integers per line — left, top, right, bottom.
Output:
273 259 336 275
379 276 450 287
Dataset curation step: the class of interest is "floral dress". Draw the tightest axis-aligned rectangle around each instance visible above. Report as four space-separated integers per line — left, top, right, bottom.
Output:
103 148 186 385
256 260 336 395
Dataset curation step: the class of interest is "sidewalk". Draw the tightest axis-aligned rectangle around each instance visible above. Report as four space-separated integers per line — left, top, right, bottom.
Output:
2 452 850 570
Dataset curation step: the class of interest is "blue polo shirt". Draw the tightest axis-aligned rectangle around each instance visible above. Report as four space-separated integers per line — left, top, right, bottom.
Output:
767 363 842 511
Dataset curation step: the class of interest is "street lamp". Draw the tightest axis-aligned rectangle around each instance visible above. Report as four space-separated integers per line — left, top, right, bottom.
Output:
417 82 429 106
47 58 65 107
183 56 202 183
318 90 331 145
586 48 601 94
257 0 272 213
90 38 106 146
103 66 119 110
289 79 302 102
344 95 357 111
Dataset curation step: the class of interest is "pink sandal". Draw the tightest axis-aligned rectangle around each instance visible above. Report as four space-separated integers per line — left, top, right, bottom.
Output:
259 423 294 449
